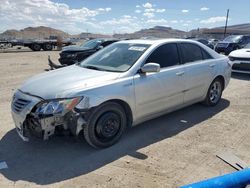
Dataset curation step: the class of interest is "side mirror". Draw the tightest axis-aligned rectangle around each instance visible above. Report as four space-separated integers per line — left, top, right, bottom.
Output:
140 63 160 73
97 45 104 50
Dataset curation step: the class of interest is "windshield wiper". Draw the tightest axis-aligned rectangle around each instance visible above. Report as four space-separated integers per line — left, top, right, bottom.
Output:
82 65 105 71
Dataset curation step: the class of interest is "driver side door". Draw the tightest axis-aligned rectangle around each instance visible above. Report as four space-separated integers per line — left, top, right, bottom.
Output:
133 43 185 122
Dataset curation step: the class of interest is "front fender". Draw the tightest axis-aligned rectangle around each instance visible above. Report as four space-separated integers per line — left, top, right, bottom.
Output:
71 76 136 118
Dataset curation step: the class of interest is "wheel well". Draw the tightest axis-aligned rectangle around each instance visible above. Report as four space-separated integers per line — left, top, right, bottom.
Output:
215 75 225 90
105 99 133 128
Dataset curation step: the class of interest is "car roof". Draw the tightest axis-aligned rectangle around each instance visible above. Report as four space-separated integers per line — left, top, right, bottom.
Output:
117 38 203 45
117 38 222 59
100 38 119 42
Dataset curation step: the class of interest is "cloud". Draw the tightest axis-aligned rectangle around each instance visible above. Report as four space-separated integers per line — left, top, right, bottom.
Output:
0 0 111 34
171 20 178 24
100 16 140 33
122 15 132 19
156 9 166 13
182 9 189 13
200 7 209 11
143 12 155 18
200 16 227 24
144 8 155 12
136 5 140 8
143 2 153 9
146 19 168 24
135 10 141 13
105 7 112 12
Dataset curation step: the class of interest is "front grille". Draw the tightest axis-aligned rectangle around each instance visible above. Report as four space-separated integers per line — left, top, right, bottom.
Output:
12 96 31 113
232 63 250 71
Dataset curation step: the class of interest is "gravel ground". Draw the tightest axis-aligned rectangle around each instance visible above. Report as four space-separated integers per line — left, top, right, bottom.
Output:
0 51 249 188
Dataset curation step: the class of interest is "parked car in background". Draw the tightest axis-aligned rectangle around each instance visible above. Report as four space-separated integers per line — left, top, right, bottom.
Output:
209 39 220 47
229 43 250 73
58 38 119 65
215 35 250 55
11 39 231 148
192 38 214 49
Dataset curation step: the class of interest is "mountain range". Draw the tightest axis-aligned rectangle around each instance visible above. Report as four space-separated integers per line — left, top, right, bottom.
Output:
1 23 250 40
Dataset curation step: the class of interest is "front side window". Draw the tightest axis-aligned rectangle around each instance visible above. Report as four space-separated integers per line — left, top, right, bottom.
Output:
79 43 150 72
145 43 180 68
180 43 203 63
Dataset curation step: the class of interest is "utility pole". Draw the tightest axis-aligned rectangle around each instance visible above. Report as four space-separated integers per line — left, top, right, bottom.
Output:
224 9 229 37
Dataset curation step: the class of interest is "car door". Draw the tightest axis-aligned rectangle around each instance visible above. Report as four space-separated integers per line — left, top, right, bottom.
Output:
133 43 185 120
179 42 216 104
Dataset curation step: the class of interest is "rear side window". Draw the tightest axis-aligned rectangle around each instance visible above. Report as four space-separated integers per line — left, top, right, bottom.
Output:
146 43 180 68
180 43 203 63
201 48 213 60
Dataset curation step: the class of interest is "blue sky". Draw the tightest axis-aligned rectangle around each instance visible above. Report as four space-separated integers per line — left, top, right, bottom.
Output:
1 0 250 34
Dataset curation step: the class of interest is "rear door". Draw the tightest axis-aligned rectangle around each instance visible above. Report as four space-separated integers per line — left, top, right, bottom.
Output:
134 43 185 120
179 43 216 103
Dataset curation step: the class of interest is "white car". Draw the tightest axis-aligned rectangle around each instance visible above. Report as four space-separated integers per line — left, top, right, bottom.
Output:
11 39 231 148
229 43 250 73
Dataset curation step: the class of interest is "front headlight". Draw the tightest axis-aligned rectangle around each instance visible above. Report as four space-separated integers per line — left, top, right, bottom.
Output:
35 97 82 115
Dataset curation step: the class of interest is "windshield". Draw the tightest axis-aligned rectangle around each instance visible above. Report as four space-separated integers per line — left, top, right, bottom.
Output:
244 43 250 48
223 35 242 43
80 39 103 49
79 43 150 72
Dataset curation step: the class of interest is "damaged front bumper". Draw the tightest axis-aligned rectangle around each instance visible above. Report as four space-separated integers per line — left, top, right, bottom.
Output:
11 90 87 141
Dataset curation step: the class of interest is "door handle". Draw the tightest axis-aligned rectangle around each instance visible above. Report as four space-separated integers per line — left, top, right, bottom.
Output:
209 64 215 68
176 71 185 76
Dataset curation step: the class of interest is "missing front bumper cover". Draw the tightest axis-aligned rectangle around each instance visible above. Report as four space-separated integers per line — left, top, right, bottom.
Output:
15 110 87 141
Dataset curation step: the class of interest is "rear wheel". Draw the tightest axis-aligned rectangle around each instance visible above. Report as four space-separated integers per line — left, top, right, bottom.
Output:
32 43 41 51
203 78 223 106
43 43 53 51
83 102 127 148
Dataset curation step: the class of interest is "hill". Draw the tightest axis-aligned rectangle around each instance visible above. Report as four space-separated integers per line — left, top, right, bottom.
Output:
0 26 70 39
114 26 187 39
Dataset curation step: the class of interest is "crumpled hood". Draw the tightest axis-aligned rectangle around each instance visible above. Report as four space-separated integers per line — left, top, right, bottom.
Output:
20 65 120 99
62 45 92 52
229 48 250 58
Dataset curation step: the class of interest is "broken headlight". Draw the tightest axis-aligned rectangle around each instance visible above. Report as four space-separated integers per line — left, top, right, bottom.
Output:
35 97 82 115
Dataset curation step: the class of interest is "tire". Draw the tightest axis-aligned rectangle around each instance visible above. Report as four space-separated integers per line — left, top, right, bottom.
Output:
43 43 53 51
32 43 41 51
83 102 127 148
203 78 223 106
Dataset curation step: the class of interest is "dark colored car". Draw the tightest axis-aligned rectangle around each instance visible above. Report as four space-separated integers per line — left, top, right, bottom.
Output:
58 38 119 65
215 35 250 55
192 38 214 49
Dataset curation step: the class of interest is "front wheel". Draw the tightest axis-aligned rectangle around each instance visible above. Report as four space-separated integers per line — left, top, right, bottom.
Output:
203 78 223 106
83 102 127 148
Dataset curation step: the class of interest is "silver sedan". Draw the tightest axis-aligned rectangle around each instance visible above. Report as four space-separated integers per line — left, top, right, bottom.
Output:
11 39 231 148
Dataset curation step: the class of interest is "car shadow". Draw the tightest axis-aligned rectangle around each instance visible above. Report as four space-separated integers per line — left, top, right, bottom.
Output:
0 99 230 185
231 72 250 81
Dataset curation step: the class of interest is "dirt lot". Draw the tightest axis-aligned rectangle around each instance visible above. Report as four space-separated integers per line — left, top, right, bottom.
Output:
0 51 250 188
